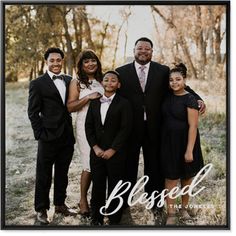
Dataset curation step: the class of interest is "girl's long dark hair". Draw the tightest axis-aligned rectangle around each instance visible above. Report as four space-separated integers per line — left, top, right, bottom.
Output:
76 49 103 88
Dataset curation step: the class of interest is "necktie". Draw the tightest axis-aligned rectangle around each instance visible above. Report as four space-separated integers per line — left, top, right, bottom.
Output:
138 66 146 92
100 97 112 104
52 75 64 81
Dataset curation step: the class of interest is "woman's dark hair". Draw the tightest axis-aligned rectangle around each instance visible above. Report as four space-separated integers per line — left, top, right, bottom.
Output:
103 70 121 82
169 63 187 78
44 47 64 60
76 49 103 88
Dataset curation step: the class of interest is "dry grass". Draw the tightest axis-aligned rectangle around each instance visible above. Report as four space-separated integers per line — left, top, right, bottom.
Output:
187 79 226 113
4 81 227 227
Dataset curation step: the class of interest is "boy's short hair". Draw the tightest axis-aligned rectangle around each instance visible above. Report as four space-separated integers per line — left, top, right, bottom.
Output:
44 47 64 60
103 70 121 82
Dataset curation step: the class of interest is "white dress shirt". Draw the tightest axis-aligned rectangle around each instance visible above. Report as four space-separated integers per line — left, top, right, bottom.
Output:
100 93 116 125
47 70 66 104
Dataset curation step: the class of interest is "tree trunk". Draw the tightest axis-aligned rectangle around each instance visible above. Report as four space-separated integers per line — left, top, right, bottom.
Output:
33 63 37 80
6 71 18 82
81 6 95 50
214 15 222 64
195 6 206 64
99 22 109 59
61 38 67 74
61 6 74 76
112 22 124 69
29 68 33 81
122 7 131 63
38 59 44 76
195 6 206 79
178 34 198 79
151 6 198 79
72 7 82 65
72 8 79 54
151 10 165 63
123 27 128 63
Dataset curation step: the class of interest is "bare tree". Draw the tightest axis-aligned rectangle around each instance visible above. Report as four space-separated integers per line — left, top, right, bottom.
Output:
81 6 95 50
72 7 83 63
55 6 75 75
99 21 110 59
112 7 131 68
151 8 166 63
151 6 198 79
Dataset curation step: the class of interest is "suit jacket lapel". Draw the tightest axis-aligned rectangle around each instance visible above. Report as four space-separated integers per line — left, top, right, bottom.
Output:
94 99 102 126
64 76 70 104
103 94 119 126
145 61 154 92
130 62 144 93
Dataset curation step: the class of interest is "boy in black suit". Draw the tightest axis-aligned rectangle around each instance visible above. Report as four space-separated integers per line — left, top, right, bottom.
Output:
28 47 76 224
85 71 132 225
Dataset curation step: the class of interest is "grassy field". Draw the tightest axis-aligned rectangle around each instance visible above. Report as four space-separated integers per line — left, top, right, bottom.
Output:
4 80 228 227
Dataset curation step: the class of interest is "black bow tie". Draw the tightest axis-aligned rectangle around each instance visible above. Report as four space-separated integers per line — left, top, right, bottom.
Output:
52 75 64 80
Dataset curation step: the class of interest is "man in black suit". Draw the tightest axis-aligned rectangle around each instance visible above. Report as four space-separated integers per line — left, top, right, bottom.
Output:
116 37 205 216
85 71 132 225
28 47 76 224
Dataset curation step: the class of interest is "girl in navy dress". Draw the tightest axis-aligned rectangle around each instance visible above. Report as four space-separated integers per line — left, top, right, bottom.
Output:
161 63 204 225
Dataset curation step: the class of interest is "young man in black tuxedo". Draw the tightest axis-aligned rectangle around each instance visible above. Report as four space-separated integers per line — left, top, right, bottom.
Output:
116 37 206 220
28 47 76 224
85 71 132 225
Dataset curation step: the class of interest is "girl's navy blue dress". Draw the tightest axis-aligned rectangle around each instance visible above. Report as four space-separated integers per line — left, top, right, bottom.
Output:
161 93 204 180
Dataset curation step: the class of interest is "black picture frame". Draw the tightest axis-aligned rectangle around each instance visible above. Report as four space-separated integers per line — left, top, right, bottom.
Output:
1 0 230 230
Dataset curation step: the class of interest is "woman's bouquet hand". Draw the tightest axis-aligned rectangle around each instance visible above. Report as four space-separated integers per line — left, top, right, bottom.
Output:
88 92 102 100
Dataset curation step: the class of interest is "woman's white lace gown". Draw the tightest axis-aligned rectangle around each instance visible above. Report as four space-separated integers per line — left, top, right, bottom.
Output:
75 79 104 172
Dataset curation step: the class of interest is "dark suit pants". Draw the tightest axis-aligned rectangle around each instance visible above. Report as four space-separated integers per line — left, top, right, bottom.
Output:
90 153 125 224
123 121 165 208
34 137 74 212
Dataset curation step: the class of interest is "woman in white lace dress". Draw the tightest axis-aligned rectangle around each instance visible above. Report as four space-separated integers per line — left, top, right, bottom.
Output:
67 50 104 216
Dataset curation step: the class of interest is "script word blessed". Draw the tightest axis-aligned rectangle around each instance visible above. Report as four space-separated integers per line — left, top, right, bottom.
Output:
100 163 213 216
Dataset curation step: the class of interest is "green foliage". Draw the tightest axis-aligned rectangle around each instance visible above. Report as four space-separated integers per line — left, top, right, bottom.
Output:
5 5 119 81
5 6 67 81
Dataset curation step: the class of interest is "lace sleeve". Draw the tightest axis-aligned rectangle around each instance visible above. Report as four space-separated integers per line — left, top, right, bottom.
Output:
186 93 199 110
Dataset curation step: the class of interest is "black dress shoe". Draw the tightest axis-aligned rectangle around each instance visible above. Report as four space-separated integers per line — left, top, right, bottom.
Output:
36 210 49 224
55 204 77 216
